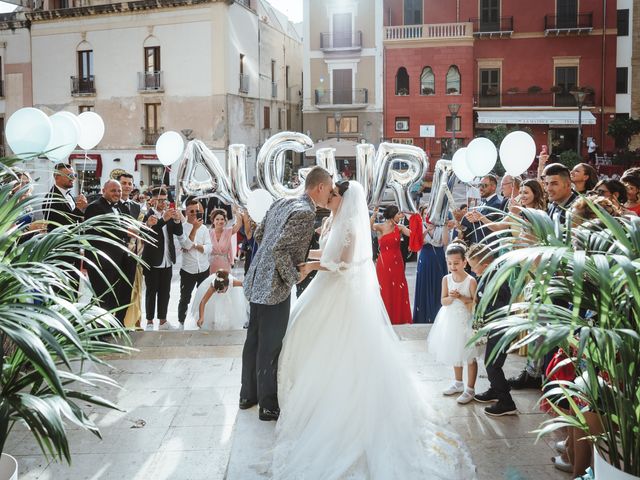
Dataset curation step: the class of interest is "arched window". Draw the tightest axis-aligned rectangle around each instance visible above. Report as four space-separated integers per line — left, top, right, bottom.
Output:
74 41 94 95
446 65 461 94
420 67 435 95
396 67 409 95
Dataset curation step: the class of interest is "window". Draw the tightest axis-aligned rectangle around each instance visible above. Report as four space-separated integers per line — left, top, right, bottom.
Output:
479 68 500 107
446 65 461 94
555 66 577 106
278 108 283 130
557 0 578 28
264 106 271 129
144 103 160 145
403 0 422 25
240 54 245 75
480 0 500 31
333 69 353 104
327 116 358 134
78 105 94 113
395 117 410 131
333 12 353 48
396 67 409 95
617 67 629 94
617 9 629 36
446 116 461 132
78 50 93 80
420 67 435 95
271 60 276 82
145 46 160 73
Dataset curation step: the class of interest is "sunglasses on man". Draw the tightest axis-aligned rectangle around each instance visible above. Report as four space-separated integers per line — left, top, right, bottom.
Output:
55 172 78 180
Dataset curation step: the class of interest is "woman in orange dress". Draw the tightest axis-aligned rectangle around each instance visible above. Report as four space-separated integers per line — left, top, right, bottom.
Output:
370 205 412 325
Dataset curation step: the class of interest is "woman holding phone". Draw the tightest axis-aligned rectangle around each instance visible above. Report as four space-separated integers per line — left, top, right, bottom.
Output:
209 207 242 273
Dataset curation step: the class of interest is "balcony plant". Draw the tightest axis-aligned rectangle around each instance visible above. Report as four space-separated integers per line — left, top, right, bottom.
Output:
447 87 459 95
421 87 435 95
485 87 499 96
474 202 640 478
0 161 139 470
506 87 519 94
528 85 543 94
550 85 564 94
397 88 409 96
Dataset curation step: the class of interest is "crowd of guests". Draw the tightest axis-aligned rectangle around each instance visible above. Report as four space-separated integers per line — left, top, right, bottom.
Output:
10 163 253 331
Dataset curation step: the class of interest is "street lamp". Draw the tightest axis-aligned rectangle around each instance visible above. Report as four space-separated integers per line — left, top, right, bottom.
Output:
448 103 461 157
571 90 587 158
334 111 342 142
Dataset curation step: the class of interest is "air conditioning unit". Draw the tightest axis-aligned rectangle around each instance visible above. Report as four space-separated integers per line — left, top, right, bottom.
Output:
395 120 409 131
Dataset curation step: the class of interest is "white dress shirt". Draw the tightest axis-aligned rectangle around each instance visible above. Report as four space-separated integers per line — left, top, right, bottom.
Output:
57 186 75 210
179 222 213 274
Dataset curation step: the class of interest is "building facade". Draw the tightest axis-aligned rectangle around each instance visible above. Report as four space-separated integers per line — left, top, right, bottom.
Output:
0 0 303 195
383 0 619 162
302 0 384 158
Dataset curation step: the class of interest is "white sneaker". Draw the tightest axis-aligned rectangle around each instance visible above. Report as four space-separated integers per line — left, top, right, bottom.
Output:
456 389 475 404
158 321 170 331
442 383 464 396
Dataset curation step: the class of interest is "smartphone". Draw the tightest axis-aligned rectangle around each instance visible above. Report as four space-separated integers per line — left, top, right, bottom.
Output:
196 212 204 220
169 202 175 209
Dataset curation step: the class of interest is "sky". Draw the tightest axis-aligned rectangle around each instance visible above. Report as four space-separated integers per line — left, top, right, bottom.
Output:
0 0 302 20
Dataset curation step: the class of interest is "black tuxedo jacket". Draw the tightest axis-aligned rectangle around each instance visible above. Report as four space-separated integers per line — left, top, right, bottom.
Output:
42 186 85 232
83 197 130 269
142 210 184 269
119 199 141 220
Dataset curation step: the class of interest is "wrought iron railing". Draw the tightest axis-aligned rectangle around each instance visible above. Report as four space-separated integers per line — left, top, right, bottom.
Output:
469 16 514 33
239 73 249 94
71 76 95 95
545 12 593 30
138 71 163 91
314 88 368 106
320 31 363 49
271 82 277 98
141 127 163 146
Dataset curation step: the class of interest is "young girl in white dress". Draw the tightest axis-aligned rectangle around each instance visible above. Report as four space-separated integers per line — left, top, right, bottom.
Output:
188 269 247 330
427 243 481 404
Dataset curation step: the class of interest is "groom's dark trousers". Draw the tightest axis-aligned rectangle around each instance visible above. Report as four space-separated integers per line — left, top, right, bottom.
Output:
241 297 291 411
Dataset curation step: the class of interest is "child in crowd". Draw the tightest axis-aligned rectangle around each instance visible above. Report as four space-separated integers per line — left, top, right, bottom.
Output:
427 243 480 404
190 269 247 330
467 243 518 417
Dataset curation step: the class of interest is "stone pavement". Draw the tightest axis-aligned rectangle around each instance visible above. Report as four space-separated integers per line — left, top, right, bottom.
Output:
4 263 569 479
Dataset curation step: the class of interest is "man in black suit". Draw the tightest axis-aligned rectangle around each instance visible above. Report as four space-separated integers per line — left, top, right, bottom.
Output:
459 174 506 245
142 187 183 330
42 163 88 231
83 180 131 324
117 172 141 220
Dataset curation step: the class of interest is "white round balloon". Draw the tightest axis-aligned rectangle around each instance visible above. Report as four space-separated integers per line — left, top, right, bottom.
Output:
451 148 475 183
246 188 273 223
77 111 105 150
155 131 185 167
5 107 53 159
45 112 80 162
466 137 497 177
499 131 537 176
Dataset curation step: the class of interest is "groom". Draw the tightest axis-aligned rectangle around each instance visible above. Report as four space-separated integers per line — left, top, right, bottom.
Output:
241 167 334 421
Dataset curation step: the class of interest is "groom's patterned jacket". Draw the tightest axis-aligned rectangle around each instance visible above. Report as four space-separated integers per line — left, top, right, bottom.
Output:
243 194 316 305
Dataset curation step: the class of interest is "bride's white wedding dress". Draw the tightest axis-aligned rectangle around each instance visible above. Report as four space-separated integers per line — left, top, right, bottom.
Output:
272 182 476 479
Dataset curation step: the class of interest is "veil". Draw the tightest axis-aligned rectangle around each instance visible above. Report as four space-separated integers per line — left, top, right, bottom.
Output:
320 181 373 272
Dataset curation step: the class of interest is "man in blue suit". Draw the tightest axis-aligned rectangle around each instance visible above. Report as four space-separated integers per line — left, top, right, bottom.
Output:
459 174 505 245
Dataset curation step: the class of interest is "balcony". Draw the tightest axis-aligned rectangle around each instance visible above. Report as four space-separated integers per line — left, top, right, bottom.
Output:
271 82 277 98
0 79 3 97
239 73 249 94
314 88 368 109
138 71 163 92
474 89 594 108
384 22 473 44
320 31 363 51
141 127 163 146
469 16 514 37
544 13 593 35
71 76 96 96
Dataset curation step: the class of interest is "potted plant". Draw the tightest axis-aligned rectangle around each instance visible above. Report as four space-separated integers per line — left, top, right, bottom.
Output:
474 202 640 478
506 87 519 94
397 88 409 96
447 87 459 94
485 87 498 96
421 87 434 95
0 162 140 475
528 85 543 94
550 85 564 94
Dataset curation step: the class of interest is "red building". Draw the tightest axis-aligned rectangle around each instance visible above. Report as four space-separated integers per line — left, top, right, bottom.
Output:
383 0 618 163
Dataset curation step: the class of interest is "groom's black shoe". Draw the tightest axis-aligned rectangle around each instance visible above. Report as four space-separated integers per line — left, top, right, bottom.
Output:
508 370 542 390
259 407 280 421
239 398 258 410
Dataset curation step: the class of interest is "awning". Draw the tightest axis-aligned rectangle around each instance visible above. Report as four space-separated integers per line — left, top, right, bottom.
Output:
477 110 597 126
134 153 158 171
69 153 102 176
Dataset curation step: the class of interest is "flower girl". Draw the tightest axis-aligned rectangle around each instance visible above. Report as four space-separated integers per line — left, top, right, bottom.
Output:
188 269 247 330
427 243 480 404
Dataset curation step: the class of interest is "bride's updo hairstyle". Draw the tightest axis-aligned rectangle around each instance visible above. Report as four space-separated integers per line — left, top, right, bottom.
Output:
213 269 230 292
336 180 350 196
445 242 467 261
383 205 399 220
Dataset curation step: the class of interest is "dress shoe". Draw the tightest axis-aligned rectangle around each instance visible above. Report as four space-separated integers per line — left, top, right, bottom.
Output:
239 398 257 410
507 370 542 390
484 402 518 417
259 407 280 421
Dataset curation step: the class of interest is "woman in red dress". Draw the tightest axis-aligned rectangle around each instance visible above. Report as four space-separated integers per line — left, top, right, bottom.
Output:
371 205 412 325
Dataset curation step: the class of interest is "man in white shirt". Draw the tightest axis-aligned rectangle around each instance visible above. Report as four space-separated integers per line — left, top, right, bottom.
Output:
178 200 212 326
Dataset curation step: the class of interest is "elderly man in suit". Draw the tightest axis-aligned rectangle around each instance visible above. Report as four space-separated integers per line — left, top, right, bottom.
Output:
142 187 183 330
83 180 131 323
241 167 334 421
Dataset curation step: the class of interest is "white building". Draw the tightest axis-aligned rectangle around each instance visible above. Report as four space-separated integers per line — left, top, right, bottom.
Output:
1 0 303 197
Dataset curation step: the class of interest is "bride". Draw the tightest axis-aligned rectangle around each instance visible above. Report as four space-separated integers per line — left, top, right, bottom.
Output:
271 181 476 479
